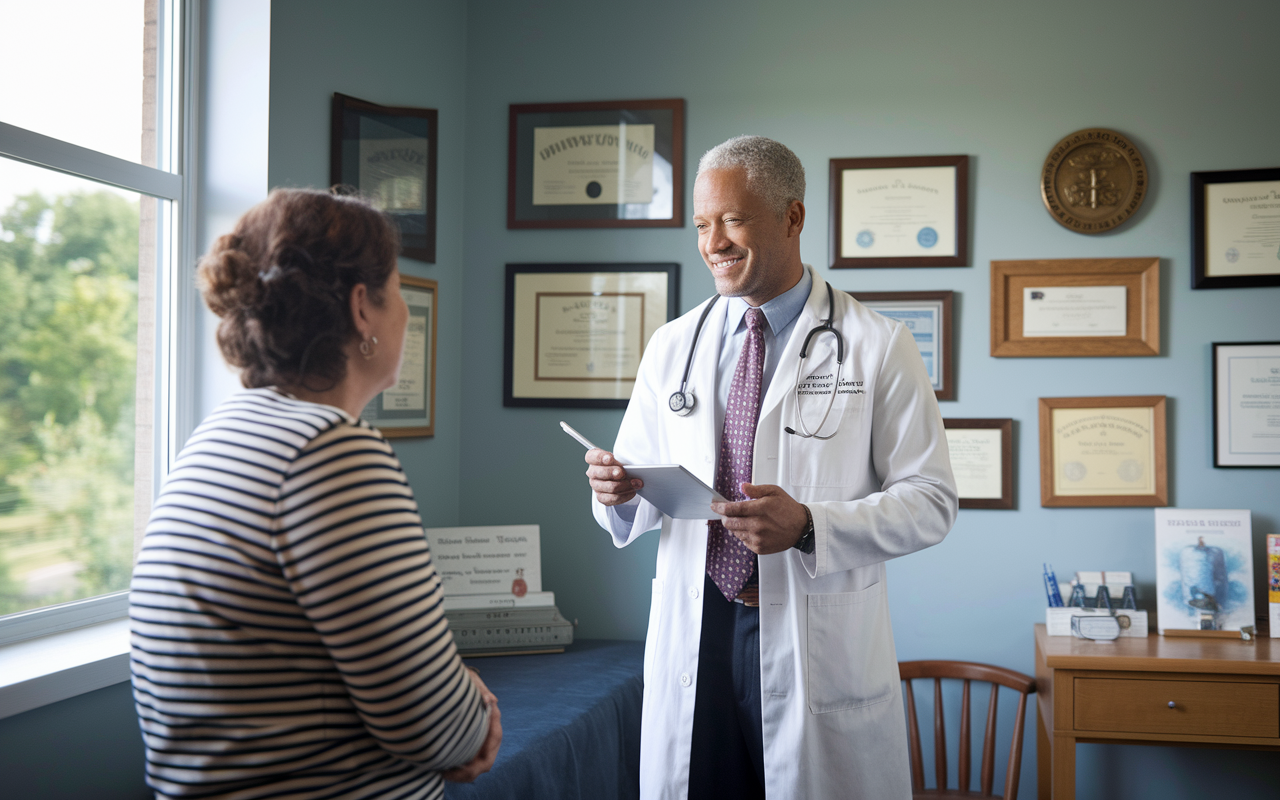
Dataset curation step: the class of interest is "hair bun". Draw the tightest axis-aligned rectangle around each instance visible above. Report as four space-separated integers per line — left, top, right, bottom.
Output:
197 235 260 318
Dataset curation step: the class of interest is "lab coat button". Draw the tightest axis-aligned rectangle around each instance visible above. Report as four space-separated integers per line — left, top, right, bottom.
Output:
679 672 691 687
688 586 699 599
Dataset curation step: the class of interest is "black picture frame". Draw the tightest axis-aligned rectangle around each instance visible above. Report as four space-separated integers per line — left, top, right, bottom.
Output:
943 418 1014 509
1192 167 1280 289
507 99 684 229
829 155 969 268
331 93 437 263
1212 341 1280 468
504 263 679 408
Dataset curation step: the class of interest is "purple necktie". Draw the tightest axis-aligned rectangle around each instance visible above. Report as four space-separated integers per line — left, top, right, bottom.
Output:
706 307 765 602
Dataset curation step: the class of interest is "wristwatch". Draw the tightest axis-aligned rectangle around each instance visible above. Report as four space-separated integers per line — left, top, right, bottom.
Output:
793 505 816 554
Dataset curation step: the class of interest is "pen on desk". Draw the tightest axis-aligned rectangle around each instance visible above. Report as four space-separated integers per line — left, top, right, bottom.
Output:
1043 563 1064 607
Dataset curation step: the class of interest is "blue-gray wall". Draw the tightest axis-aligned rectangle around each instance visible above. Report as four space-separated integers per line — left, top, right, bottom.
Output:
457 1 1280 798
268 0 470 528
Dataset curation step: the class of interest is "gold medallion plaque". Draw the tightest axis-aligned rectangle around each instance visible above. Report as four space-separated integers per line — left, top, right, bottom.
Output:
1040 128 1147 234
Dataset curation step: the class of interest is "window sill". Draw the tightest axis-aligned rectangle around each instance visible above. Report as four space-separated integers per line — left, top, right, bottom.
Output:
0 616 130 720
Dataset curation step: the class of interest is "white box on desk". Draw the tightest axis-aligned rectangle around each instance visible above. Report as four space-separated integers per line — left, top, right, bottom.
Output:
1046 607 1148 637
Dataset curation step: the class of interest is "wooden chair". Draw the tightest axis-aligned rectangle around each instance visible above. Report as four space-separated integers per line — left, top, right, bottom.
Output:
898 660 1036 799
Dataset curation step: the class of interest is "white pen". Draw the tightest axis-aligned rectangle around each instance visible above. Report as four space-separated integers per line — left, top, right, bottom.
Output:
560 421 627 465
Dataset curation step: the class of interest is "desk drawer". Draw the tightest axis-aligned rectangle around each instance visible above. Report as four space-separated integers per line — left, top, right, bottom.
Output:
1075 678 1279 738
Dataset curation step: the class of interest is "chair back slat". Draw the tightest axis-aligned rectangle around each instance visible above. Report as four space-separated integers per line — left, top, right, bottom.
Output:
904 678 925 790
980 678 1000 795
933 678 947 790
958 679 971 792
899 660 1035 799
1003 690 1029 800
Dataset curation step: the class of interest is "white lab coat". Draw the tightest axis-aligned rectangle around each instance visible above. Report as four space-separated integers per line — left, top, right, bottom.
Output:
592 267 958 800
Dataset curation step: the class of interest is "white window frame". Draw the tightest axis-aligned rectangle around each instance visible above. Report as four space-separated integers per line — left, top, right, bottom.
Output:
0 0 198 652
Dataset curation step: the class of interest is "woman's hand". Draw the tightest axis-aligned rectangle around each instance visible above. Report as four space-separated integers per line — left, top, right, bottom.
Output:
443 668 502 783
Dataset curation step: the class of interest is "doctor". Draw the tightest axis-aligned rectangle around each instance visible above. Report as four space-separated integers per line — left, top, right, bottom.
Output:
585 136 958 799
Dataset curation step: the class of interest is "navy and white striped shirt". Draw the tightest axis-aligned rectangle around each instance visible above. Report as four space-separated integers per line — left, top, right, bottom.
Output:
130 388 488 800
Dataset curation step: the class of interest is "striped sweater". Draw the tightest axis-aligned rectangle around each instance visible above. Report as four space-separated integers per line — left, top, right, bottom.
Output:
130 389 488 800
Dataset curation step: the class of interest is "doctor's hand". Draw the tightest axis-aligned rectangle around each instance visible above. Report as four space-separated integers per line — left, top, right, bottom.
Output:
711 483 809 555
585 448 643 506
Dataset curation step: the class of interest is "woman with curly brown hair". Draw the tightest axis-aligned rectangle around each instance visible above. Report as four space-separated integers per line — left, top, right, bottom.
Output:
129 188 500 800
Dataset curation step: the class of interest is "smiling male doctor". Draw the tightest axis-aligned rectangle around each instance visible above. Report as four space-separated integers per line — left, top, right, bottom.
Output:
585 136 957 799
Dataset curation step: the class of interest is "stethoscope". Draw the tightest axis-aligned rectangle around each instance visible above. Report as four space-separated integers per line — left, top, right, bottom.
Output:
668 282 846 439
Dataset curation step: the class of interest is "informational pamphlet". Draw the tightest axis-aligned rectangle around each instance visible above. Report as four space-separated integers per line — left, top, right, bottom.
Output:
1154 509 1253 633
423 525 542 598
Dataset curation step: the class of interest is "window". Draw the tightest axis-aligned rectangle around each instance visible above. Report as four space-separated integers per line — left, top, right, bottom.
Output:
0 0 187 641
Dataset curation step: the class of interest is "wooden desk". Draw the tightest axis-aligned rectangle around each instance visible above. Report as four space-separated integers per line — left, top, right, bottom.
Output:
1034 623 1280 799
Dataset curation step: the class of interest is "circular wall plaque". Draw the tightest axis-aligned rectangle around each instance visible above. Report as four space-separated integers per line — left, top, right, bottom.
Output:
1040 128 1147 234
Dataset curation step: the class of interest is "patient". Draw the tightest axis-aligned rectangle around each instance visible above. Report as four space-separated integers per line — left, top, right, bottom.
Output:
130 188 500 799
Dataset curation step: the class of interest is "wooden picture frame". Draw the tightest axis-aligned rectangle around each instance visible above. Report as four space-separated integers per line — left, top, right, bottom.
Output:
504 263 679 408
507 99 684 229
944 418 1014 509
991 258 1159 357
1038 396 1167 507
330 93 437 263
847 290 955 400
829 155 969 268
361 274 437 437
1191 167 1280 289
1212 341 1280 468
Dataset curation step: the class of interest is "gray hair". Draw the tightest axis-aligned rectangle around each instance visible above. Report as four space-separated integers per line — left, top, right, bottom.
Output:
697 135 806 217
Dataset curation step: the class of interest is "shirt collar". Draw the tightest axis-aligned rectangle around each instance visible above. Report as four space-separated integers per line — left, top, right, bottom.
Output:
724 267 812 337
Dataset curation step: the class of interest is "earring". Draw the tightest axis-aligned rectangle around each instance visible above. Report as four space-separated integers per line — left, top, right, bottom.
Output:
360 335 378 360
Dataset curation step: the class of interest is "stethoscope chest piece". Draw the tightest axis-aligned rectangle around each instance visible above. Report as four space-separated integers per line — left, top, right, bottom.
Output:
668 390 696 416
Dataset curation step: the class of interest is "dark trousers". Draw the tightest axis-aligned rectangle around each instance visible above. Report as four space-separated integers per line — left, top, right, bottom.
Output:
687 573 766 799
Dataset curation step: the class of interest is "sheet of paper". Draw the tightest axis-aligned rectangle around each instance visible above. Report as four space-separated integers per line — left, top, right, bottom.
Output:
840 166 957 258
424 525 542 598
535 292 645 381
1051 406 1155 496
945 428 1002 499
1023 285 1127 337
1205 179 1280 277
532 124 655 205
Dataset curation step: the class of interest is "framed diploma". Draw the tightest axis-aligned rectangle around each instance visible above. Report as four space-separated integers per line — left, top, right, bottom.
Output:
503 263 679 408
330 93 437 263
846 290 954 400
1038 395 1168 507
361 275 437 437
507 99 684 229
1213 341 1280 468
991 258 1159 357
944 418 1013 509
828 155 969 268
1192 167 1280 289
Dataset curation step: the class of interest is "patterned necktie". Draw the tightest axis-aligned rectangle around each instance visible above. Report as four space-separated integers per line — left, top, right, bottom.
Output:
706 307 765 601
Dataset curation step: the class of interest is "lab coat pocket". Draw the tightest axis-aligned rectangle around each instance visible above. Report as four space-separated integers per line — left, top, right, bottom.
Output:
805 583 894 713
788 394 865 488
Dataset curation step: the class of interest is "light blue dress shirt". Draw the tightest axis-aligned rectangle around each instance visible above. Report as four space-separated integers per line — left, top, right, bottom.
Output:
608 268 812 530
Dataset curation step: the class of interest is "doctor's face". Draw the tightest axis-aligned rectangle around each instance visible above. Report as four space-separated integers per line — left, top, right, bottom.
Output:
693 167 800 307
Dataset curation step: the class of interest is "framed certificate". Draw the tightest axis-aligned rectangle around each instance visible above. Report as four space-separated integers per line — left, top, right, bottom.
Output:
1213 341 1280 468
828 155 969 268
330 93 437 263
846 290 954 400
504 263 679 408
361 275 437 437
1192 167 1280 289
944 418 1013 509
991 258 1159 357
507 99 684 229
1038 396 1167 507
